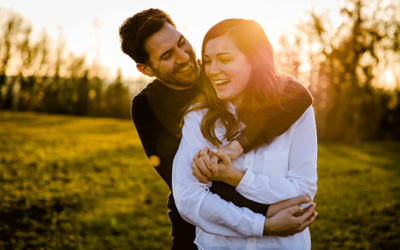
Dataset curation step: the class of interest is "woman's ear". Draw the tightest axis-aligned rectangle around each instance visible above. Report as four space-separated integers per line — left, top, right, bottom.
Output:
136 63 154 77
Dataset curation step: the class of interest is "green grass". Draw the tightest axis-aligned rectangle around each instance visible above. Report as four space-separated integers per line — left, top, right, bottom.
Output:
1 111 399 250
312 143 400 250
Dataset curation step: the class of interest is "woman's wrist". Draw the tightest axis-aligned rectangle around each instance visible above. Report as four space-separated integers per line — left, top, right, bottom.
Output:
225 167 245 187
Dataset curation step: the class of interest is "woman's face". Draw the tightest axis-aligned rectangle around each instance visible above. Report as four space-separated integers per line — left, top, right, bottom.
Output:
203 35 251 105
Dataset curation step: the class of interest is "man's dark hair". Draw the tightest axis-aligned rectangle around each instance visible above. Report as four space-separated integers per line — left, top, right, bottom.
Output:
119 8 176 64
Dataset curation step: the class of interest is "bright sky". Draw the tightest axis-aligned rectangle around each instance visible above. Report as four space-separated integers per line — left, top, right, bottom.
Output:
0 0 340 80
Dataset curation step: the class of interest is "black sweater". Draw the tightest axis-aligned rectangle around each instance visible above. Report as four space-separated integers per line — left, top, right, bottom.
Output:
131 77 312 249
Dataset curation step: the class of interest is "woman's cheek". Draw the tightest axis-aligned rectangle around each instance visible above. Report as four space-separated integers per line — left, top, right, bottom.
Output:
204 66 210 77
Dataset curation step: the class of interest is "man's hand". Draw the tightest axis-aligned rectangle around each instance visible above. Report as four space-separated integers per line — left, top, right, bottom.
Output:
191 140 243 184
218 140 244 160
267 195 311 218
263 203 317 237
191 147 244 186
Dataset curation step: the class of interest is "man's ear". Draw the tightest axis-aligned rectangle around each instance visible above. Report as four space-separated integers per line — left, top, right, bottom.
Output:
136 63 154 77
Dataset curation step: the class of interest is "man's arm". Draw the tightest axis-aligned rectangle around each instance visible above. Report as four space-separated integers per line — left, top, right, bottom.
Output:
238 78 313 153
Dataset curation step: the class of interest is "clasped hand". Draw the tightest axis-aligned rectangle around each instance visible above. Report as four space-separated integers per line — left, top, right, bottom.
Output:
191 145 244 186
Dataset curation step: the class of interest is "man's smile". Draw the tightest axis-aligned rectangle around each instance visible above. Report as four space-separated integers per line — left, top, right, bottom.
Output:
176 61 192 74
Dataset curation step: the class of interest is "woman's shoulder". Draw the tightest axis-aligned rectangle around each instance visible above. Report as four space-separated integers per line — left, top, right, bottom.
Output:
184 104 208 123
294 105 315 126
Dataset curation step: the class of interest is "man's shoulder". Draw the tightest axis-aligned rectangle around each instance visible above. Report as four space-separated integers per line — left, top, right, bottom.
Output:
282 75 311 98
279 75 313 112
131 79 159 106
131 80 161 120
131 91 149 115
132 88 148 105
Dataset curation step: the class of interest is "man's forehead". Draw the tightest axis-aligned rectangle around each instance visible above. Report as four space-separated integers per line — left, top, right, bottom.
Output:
144 23 182 61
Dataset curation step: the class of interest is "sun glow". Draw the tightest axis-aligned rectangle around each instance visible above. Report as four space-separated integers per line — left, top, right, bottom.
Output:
1 0 339 80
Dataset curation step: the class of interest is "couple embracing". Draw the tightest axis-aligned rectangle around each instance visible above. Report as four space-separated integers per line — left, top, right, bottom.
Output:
119 8 317 250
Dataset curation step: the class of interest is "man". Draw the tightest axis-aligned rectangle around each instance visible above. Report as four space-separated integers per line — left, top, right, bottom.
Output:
119 8 317 249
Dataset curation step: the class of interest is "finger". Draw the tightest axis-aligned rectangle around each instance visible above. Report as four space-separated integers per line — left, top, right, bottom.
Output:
193 150 201 162
216 144 232 159
287 204 305 216
210 155 219 176
297 211 318 232
288 195 311 206
293 209 306 217
212 149 231 165
280 195 311 210
200 147 212 172
268 195 311 218
195 157 212 177
296 203 316 222
191 161 209 184
294 204 311 217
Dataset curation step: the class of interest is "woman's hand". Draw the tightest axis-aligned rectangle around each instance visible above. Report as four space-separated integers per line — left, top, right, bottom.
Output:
191 147 214 184
209 149 245 187
191 147 244 187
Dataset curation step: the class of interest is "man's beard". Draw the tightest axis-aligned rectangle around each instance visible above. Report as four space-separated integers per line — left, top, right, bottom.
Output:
152 53 200 88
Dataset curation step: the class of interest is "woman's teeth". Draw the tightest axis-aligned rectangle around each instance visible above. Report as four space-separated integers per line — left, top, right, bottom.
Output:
177 63 191 73
214 79 230 85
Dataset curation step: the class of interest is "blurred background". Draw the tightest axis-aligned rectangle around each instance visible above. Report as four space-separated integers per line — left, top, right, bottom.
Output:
0 0 399 249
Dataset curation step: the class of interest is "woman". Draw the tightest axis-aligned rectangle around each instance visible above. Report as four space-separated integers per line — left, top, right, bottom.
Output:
172 19 317 250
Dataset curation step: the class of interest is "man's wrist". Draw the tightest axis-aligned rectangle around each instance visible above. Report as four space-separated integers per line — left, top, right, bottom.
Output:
234 134 251 154
263 218 270 236
229 140 244 159
263 217 280 237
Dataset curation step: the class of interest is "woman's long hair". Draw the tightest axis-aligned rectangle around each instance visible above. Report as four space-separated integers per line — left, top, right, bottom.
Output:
186 18 287 147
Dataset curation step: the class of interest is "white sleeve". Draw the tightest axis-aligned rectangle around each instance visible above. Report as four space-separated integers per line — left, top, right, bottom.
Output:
172 111 265 238
236 107 318 205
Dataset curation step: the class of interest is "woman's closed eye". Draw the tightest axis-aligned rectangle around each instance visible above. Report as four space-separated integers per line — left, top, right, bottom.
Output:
220 58 232 64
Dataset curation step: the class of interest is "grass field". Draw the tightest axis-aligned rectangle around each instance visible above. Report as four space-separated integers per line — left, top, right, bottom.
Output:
1 111 399 250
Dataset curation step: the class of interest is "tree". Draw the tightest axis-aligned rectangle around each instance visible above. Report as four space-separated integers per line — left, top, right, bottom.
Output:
295 0 400 142
0 9 28 108
104 69 131 119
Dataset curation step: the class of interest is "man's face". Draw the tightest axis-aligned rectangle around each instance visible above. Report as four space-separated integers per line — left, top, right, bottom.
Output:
142 23 199 89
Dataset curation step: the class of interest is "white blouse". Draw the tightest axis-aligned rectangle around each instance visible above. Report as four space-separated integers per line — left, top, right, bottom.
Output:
172 105 317 250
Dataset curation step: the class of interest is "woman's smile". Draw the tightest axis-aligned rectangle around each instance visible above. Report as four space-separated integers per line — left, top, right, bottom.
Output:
213 79 230 88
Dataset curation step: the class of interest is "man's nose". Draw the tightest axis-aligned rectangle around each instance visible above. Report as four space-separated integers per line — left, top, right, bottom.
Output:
175 48 190 64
